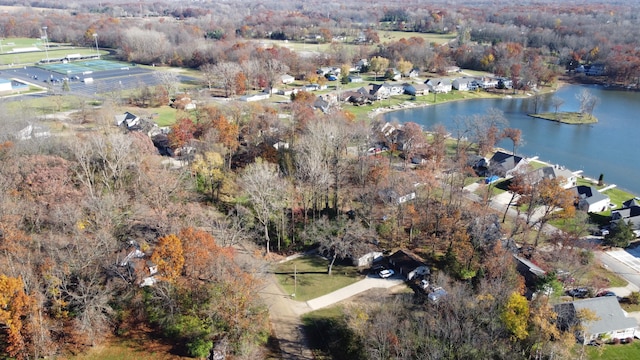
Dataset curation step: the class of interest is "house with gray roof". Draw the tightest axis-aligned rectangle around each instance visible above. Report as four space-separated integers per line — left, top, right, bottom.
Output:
571 185 610 213
554 297 637 344
530 165 577 189
403 82 429 96
452 77 477 91
425 78 452 93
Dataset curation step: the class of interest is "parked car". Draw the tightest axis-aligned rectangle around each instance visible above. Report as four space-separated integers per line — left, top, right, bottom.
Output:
596 291 617 297
428 287 447 303
379 269 395 278
567 287 589 298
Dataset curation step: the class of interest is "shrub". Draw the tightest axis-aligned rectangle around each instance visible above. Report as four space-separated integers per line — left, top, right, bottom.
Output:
629 291 640 305
626 337 634 344
612 338 621 345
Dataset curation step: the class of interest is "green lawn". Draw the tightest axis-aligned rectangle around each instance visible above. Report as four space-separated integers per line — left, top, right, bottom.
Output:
274 256 363 301
586 341 640 359
0 47 109 67
529 112 598 124
302 306 364 360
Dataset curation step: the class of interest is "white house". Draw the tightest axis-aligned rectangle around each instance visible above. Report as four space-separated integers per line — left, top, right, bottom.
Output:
351 250 383 267
115 111 140 128
530 165 577 189
280 74 295 84
425 78 452 93
555 297 637 344
452 77 476 91
572 185 610 213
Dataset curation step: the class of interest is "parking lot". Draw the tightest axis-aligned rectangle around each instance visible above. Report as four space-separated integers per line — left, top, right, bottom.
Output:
1 60 196 99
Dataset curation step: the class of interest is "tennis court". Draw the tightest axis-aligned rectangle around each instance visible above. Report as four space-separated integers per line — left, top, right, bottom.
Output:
38 60 131 75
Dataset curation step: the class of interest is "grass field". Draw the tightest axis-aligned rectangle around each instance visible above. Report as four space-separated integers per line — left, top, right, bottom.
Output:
275 256 363 301
0 37 108 67
257 30 455 54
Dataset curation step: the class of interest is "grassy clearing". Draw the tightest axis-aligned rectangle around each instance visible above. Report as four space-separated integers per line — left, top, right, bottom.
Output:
59 336 190 360
529 112 598 124
274 256 363 301
302 306 363 360
585 341 640 359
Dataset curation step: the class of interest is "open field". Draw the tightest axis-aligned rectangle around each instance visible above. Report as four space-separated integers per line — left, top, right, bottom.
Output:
0 37 108 67
256 30 455 54
275 256 363 302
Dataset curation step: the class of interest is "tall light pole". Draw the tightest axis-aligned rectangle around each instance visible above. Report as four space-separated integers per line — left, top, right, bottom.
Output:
93 33 100 59
42 26 49 62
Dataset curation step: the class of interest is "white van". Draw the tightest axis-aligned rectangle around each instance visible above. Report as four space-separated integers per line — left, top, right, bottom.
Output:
82 77 94 84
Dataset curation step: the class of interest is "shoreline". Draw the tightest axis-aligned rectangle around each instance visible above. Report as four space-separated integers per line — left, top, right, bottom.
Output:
369 79 568 120
370 80 638 199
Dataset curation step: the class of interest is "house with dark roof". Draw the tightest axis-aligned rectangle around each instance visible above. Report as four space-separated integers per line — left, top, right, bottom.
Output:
388 249 430 280
572 185 610 213
477 151 527 178
115 111 140 128
611 199 640 233
554 297 637 344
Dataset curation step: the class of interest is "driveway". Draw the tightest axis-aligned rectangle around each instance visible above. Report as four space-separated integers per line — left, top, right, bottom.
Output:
306 275 405 311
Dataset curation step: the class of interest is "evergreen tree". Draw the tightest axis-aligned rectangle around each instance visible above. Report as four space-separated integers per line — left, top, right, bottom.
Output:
604 220 634 248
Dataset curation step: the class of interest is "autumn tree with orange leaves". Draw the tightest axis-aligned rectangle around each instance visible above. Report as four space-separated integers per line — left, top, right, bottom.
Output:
151 234 185 282
0 275 36 360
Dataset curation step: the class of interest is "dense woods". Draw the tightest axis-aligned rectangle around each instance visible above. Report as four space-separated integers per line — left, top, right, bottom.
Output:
0 0 638 359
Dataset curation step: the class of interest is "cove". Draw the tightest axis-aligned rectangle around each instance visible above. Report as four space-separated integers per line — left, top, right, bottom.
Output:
381 84 640 195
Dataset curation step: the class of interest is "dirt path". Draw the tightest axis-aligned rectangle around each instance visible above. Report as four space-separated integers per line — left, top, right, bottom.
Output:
260 272 315 360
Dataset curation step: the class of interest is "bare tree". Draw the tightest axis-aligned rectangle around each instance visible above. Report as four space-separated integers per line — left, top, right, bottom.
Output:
239 160 287 254
153 70 181 96
211 61 242 97
551 96 565 114
575 89 599 118
304 216 373 275
200 63 217 89
262 58 289 95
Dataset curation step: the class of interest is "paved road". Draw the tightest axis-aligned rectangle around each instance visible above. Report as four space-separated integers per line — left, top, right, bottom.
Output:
598 250 640 294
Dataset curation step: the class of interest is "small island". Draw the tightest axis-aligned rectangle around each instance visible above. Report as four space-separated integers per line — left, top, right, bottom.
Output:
528 112 598 124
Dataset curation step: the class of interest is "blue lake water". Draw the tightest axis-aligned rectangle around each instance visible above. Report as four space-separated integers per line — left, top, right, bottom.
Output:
382 84 640 195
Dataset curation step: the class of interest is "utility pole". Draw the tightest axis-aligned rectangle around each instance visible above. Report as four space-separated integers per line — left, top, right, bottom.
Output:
93 33 100 59
293 264 297 298
42 26 49 62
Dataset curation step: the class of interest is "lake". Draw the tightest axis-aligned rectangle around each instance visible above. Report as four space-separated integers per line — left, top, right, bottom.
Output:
382 84 640 195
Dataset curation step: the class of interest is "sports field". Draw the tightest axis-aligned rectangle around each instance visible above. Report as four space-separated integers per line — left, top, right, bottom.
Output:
38 60 131 75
